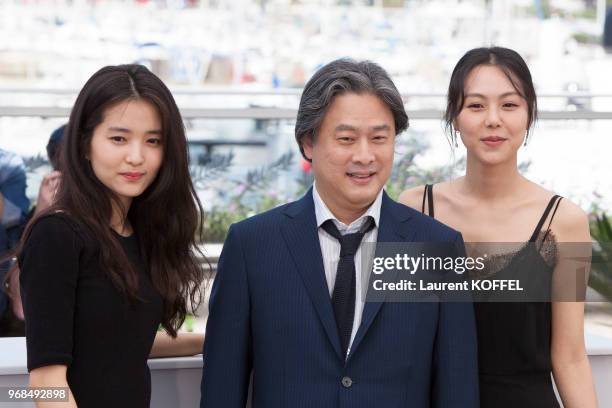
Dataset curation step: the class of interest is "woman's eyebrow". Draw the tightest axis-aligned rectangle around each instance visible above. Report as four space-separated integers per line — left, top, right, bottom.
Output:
465 91 520 98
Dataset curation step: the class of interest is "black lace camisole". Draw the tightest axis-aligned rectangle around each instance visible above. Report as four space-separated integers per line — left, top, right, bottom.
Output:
421 184 562 408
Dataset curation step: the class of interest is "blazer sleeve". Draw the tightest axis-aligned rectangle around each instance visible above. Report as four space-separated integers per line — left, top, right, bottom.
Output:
200 224 252 408
431 232 479 408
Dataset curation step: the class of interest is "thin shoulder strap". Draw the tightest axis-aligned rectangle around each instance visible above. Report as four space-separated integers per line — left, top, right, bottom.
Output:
427 184 435 218
529 195 562 242
421 184 435 218
541 196 563 243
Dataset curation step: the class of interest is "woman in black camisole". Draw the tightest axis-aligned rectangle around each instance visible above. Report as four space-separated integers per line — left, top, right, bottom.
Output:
400 47 596 407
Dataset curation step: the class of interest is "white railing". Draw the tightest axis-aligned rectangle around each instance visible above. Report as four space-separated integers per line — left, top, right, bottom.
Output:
1 88 612 119
1 106 612 120
1 335 611 408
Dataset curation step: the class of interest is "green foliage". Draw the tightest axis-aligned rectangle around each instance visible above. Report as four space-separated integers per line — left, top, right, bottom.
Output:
572 33 601 45
385 134 460 200
197 131 458 242
590 212 612 301
190 152 234 190
519 0 601 19
199 152 296 242
183 314 195 333
203 208 248 242
573 8 597 19
195 131 532 243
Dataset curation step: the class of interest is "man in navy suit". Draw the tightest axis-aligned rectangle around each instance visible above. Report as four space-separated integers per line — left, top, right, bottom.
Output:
200 58 478 408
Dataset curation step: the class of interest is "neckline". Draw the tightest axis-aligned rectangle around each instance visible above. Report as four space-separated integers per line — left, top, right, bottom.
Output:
469 231 558 279
424 185 561 244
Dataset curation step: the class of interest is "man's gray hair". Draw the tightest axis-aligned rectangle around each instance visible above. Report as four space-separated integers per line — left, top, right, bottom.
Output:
295 58 409 161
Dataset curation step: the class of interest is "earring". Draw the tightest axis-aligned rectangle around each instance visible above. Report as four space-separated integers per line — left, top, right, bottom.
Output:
453 130 460 148
523 130 529 146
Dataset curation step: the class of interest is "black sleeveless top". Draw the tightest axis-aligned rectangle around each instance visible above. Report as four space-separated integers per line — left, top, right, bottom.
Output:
422 184 562 408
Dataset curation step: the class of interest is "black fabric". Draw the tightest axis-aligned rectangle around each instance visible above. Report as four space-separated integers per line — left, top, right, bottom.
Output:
421 184 434 217
426 184 434 217
19 213 163 408
474 234 560 407
321 217 374 357
529 195 562 243
540 197 562 244
423 189 562 407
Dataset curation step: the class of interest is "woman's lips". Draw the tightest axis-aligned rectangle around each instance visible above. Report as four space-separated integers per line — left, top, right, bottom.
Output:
120 172 144 181
481 137 506 147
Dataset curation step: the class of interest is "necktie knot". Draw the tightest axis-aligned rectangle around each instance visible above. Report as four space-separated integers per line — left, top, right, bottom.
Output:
321 217 375 257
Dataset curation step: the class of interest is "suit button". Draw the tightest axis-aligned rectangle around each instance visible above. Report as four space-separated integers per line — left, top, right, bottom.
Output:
341 376 353 388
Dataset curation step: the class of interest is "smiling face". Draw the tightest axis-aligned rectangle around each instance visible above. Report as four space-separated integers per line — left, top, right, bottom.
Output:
455 64 529 165
89 98 164 211
302 92 395 223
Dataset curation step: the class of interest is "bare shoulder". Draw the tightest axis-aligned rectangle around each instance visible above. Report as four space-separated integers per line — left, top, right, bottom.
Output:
524 180 589 240
398 180 460 211
553 197 590 241
398 185 426 211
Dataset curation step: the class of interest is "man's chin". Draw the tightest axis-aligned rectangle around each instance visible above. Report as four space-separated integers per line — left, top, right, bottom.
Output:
343 188 382 208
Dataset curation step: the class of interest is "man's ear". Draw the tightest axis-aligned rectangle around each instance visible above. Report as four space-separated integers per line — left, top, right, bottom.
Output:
302 134 314 161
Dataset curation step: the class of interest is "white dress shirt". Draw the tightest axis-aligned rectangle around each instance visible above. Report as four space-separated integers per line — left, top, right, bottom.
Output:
312 182 382 358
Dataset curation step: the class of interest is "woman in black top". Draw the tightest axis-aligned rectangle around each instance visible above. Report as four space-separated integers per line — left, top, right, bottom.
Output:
17 65 207 407
400 47 596 407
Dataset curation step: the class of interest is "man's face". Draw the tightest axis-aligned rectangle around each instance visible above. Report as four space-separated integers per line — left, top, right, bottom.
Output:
303 93 395 222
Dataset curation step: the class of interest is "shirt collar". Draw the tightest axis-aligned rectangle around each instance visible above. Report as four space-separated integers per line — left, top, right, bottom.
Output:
312 181 382 234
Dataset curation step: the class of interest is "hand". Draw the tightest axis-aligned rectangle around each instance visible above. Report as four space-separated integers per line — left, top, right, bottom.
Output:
29 365 77 408
149 331 205 358
35 171 61 213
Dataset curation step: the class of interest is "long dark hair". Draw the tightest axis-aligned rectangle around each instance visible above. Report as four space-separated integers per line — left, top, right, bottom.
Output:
20 64 207 336
445 47 538 142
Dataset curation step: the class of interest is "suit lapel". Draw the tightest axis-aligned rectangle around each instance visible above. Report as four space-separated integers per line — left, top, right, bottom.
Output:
280 188 343 360
348 192 415 360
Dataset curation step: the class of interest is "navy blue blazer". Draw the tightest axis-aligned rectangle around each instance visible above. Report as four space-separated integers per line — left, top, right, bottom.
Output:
200 189 478 408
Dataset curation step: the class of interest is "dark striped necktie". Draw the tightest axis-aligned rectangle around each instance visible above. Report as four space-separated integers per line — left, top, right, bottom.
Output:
321 216 375 357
